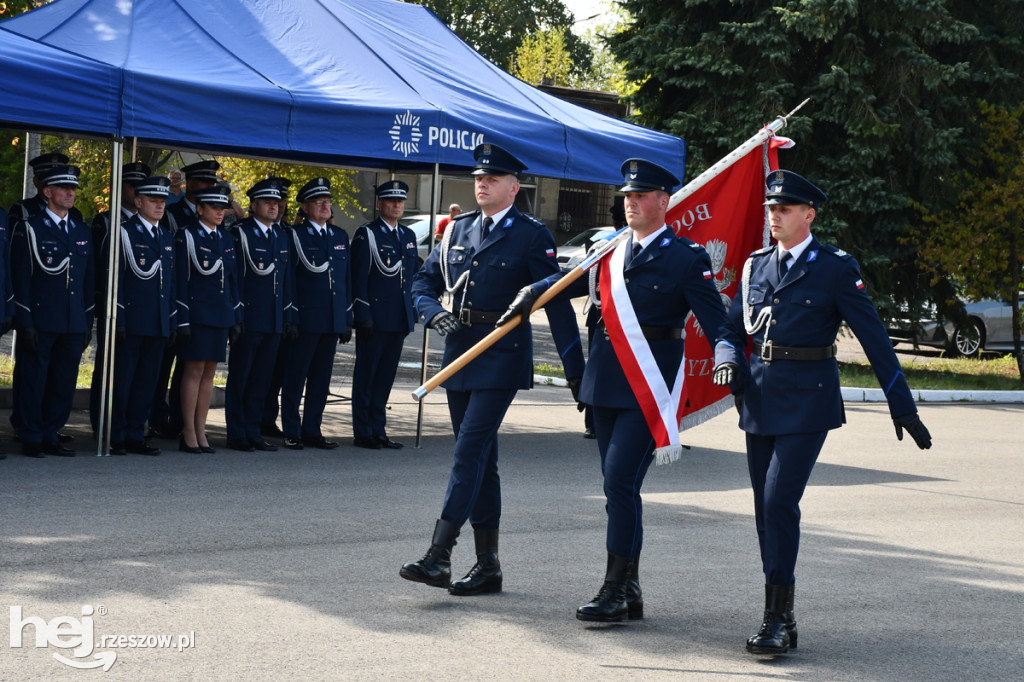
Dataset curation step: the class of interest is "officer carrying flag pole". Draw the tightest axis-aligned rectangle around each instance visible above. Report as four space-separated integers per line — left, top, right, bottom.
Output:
411 100 810 402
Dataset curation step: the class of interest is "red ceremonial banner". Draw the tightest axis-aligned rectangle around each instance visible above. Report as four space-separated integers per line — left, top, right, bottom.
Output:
670 139 787 429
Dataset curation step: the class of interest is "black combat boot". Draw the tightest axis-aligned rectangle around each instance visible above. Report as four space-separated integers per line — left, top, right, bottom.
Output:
625 554 643 620
782 582 797 648
448 527 502 596
576 553 633 622
399 519 460 588
746 584 791 654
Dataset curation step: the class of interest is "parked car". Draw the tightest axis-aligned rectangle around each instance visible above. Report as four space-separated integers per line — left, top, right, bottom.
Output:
557 226 617 271
398 213 440 264
887 292 1023 357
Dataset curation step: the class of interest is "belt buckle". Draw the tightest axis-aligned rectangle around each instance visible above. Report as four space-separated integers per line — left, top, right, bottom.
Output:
760 340 773 363
457 308 472 327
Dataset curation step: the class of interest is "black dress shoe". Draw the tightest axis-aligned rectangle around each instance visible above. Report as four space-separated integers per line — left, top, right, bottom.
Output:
377 436 404 449
226 438 255 452
21 443 44 458
249 438 278 452
583 428 596 439
126 441 160 456
352 436 382 450
261 422 285 437
178 437 203 454
109 441 128 456
303 436 339 450
57 431 74 443
282 437 304 450
200 445 216 454
42 442 76 457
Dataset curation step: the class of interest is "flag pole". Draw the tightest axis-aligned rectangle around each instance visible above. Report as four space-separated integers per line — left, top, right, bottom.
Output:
411 100 809 401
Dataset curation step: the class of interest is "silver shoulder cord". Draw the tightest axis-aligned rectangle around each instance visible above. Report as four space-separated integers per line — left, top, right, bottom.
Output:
439 217 470 310
25 222 70 275
290 226 329 274
185 228 224 276
741 256 772 337
238 228 275 276
587 242 605 307
120 226 161 280
363 228 402 278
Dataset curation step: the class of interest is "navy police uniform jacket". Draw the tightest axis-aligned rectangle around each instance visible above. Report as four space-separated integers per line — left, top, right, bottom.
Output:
351 217 418 334
718 237 916 436
554 230 733 408
232 218 293 334
113 216 176 337
288 220 352 335
412 207 584 391
11 211 94 333
0 208 13 321
175 222 242 329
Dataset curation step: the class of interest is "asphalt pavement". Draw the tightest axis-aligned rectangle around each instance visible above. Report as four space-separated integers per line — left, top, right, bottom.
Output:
2 360 1023 680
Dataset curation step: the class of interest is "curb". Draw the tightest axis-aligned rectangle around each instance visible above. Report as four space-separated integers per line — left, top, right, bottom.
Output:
536 375 1024 404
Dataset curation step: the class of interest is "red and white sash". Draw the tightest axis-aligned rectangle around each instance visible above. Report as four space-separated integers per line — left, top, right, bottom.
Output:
598 234 686 465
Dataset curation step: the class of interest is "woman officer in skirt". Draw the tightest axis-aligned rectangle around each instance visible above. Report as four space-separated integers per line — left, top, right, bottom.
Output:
175 184 242 453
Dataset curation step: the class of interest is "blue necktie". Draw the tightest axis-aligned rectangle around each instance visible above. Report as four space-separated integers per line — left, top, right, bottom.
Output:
778 251 792 279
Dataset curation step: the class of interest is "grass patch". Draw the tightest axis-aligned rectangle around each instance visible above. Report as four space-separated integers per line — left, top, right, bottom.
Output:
839 354 1022 391
535 355 1023 390
0 351 228 388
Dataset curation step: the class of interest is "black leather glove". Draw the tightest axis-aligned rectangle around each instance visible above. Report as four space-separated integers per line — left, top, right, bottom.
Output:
894 413 932 449
712 362 738 387
496 285 538 327
1 317 13 335
283 322 299 343
429 311 463 337
176 326 191 350
567 376 585 412
19 326 39 354
338 330 352 344
355 319 374 341
229 322 244 345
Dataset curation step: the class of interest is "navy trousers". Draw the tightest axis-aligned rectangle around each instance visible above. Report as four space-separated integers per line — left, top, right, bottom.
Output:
593 405 656 558
225 330 281 441
15 331 85 445
351 330 404 440
261 341 288 429
112 334 166 443
746 430 828 585
281 332 337 440
440 387 518 530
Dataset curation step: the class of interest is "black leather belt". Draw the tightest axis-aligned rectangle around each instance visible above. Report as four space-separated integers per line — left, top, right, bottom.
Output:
455 309 503 326
598 321 682 341
753 341 837 362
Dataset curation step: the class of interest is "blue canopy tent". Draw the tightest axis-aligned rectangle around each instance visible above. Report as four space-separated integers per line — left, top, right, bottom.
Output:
0 0 685 183
0 0 688 452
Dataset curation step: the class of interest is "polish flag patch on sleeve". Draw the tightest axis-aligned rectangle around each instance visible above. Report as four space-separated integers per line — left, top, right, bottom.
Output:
546 248 555 258
703 270 713 279
855 279 865 290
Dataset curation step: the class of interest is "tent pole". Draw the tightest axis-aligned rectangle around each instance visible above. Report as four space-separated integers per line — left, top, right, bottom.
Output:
96 139 125 456
413 163 442 448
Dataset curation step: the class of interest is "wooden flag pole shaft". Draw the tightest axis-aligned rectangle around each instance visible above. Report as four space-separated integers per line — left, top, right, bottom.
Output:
411 100 809 402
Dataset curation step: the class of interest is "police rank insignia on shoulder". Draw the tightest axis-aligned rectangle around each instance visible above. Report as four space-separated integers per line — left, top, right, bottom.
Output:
522 214 544 227
752 246 773 256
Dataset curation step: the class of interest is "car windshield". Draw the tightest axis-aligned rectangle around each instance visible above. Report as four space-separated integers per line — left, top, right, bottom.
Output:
564 228 605 247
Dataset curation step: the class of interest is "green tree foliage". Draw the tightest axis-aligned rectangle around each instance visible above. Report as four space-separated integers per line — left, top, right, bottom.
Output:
912 103 1024 379
217 158 360 225
410 0 594 80
608 0 1024 319
513 28 574 86
0 0 46 19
